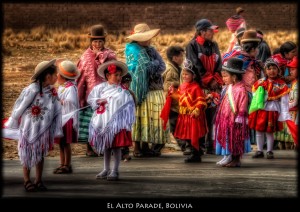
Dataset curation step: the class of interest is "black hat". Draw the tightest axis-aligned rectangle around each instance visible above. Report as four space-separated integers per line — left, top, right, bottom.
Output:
222 58 245 74
88 24 107 38
195 19 218 31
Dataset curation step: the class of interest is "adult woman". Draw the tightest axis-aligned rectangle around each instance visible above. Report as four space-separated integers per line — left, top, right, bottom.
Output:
76 24 116 156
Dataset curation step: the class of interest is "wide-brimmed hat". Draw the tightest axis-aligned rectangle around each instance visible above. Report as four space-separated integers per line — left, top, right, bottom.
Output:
195 19 219 32
31 59 56 81
57 60 80 80
97 60 128 79
126 23 160 42
241 30 261 44
287 56 298 68
236 7 245 14
88 24 107 38
264 58 280 70
222 58 245 74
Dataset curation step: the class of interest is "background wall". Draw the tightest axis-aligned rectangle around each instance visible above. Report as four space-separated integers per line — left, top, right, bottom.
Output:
3 2 298 33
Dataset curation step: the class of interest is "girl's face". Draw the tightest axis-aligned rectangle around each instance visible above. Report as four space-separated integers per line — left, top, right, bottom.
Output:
44 71 58 87
57 73 66 85
106 70 122 85
181 69 194 83
91 40 104 51
289 67 298 80
221 70 235 85
284 48 297 60
138 40 151 47
265 65 279 79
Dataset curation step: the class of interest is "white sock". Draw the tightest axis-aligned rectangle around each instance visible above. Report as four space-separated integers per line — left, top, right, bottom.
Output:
220 154 232 165
104 148 112 171
266 132 274 152
216 155 227 164
256 131 264 152
112 148 121 173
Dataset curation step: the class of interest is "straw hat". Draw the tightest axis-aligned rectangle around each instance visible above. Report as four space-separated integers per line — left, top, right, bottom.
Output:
241 30 261 44
126 23 160 42
222 58 245 74
31 59 56 81
57 60 80 80
97 60 128 79
88 24 107 38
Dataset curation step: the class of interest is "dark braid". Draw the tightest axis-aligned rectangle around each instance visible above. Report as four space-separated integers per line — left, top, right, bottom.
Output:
33 65 56 96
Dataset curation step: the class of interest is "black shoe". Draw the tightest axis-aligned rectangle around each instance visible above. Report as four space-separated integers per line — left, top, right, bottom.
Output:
252 151 264 158
184 155 202 163
266 151 274 159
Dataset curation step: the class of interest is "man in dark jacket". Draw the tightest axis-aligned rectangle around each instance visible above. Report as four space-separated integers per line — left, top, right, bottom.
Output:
256 29 271 64
186 19 223 157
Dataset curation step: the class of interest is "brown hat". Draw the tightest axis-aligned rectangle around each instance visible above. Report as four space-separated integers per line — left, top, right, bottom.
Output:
88 24 107 38
57 60 80 80
241 30 261 44
236 7 245 14
97 60 128 79
31 59 56 81
126 23 160 42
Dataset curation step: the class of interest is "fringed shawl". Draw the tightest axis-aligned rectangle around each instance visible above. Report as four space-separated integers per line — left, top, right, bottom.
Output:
87 82 135 154
125 42 152 105
215 82 249 155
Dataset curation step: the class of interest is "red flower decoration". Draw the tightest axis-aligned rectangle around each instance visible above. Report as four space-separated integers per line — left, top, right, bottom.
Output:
96 101 107 114
107 64 117 74
50 88 58 96
31 105 41 116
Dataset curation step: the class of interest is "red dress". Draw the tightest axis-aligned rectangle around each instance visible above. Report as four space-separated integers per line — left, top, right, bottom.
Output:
174 82 208 150
249 78 289 133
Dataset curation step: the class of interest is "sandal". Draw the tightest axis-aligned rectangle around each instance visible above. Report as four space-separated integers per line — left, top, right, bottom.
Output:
53 164 64 174
86 151 98 157
35 181 47 191
56 165 72 174
24 180 36 192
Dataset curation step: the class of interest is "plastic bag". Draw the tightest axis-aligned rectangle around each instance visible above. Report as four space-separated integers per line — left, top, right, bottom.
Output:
249 86 265 114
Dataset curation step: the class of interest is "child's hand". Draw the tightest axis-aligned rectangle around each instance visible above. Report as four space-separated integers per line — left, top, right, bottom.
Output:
60 100 64 105
191 108 200 118
168 85 175 95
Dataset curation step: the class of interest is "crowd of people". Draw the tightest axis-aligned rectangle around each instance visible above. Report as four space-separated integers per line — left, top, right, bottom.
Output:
3 6 298 192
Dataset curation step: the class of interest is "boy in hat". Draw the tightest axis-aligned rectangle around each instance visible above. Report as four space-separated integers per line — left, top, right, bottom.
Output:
76 24 116 157
186 18 223 154
215 57 250 167
4 59 63 191
53 59 80 174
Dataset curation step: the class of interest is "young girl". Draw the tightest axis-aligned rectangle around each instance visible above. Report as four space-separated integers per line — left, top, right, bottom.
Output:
5 59 63 191
249 58 290 159
171 59 208 163
53 60 80 174
215 58 251 167
87 60 135 180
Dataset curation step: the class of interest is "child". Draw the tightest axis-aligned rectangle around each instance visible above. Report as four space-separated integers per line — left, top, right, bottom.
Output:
53 60 80 174
120 73 136 161
249 58 290 159
215 58 251 167
162 46 188 153
87 60 135 180
171 59 208 163
5 59 63 191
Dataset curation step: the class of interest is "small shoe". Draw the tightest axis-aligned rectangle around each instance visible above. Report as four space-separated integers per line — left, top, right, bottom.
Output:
183 147 192 155
216 156 227 165
266 151 274 159
96 169 109 179
252 151 264 158
107 171 119 181
184 155 201 163
35 181 47 191
225 161 241 168
24 180 36 192
220 155 232 166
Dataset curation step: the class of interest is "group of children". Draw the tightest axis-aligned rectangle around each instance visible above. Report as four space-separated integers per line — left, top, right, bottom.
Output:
4 24 298 192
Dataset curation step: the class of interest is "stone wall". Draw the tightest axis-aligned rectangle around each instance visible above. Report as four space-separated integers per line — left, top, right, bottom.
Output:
3 2 298 33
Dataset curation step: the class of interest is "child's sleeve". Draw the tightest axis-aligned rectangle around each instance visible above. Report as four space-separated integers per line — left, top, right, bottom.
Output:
63 86 79 114
278 94 292 122
5 84 38 129
87 85 105 110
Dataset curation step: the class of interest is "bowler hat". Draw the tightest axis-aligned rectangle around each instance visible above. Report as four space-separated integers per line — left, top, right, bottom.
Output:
222 58 245 74
236 7 245 14
241 30 261 44
88 24 107 38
